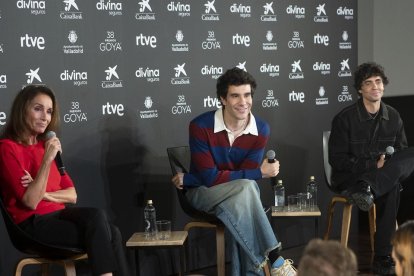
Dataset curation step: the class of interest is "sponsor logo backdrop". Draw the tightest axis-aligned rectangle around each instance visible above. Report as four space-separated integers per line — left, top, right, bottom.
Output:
0 1 356 274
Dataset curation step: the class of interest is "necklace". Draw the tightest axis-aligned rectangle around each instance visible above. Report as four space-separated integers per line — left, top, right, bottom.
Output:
368 111 379 120
228 119 247 133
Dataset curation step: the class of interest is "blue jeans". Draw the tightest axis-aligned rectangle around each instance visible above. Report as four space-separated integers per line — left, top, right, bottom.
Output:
186 179 280 275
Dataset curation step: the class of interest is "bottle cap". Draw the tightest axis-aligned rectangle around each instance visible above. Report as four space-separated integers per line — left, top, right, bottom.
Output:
277 179 283 185
147 199 153 204
310 176 315 181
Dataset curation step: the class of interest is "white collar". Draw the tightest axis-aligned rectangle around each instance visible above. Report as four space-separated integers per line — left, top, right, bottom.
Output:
213 107 258 136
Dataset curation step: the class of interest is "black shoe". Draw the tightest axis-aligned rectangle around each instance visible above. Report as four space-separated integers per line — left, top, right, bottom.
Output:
372 255 395 275
350 183 374 212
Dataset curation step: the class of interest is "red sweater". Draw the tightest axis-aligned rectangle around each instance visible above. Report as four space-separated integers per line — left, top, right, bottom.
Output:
0 139 74 224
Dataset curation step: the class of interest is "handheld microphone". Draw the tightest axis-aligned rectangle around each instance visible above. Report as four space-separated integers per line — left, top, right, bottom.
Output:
266 150 277 185
45 131 66 175
266 150 276 163
385 146 395 160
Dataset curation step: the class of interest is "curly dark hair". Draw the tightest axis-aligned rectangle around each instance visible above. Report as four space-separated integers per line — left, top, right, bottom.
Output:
353 62 389 91
216 67 257 104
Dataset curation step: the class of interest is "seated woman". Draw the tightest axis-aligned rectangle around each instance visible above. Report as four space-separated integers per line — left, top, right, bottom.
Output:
392 220 414 276
0 84 130 276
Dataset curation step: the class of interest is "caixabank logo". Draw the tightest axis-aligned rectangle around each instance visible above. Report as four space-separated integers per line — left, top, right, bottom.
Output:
17 0 46 15
289 60 304 80
25 67 42 84
314 3 328 22
202 0 219 21
101 65 123 88
261 2 277 21
338 59 352 77
136 0 155 20
60 0 82 19
171 63 190 85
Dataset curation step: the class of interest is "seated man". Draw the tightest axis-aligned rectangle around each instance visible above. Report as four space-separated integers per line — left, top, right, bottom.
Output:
171 67 296 276
329 62 414 275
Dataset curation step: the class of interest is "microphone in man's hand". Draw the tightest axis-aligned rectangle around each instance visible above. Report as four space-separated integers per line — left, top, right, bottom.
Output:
45 131 66 175
266 150 277 185
266 150 276 163
385 146 395 161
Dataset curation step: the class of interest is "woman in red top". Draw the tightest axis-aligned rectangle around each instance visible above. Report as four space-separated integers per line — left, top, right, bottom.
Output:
0 85 129 276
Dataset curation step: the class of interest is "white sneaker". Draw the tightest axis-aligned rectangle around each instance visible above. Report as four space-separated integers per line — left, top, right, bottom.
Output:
271 259 297 276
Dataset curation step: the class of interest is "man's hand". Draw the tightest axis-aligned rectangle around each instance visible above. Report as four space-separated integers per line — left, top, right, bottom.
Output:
172 173 184 189
377 154 386 168
260 159 280 178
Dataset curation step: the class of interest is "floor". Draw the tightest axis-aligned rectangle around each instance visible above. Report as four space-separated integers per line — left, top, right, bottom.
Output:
186 230 380 276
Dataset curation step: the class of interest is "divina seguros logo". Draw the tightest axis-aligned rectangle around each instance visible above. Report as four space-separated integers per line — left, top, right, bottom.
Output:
60 69 88 86
96 0 122 16
135 66 160 83
17 0 46 15
167 1 190 17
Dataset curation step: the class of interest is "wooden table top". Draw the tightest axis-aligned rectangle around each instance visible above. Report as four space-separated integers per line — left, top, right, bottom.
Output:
271 206 321 217
126 231 188 247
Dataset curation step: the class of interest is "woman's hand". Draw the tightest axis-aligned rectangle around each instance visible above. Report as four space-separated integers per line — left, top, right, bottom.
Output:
21 170 33 187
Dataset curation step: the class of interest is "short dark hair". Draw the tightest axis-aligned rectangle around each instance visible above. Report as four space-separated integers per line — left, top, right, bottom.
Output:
216 67 257 103
2 84 60 144
353 62 389 91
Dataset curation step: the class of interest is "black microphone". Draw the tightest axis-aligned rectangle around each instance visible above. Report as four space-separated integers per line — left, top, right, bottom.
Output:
266 150 277 185
385 146 395 160
45 131 66 175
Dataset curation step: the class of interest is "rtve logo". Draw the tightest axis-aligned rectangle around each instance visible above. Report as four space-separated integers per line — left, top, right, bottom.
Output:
102 102 124 116
136 33 157 48
232 33 250 47
20 34 45 50
313 33 329 46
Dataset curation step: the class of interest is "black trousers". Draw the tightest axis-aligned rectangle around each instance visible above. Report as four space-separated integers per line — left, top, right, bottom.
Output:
19 207 130 276
346 147 414 256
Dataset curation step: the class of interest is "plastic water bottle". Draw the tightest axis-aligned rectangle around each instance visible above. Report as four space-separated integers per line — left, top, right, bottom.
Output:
144 200 157 239
307 176 318 210
274 180 285 211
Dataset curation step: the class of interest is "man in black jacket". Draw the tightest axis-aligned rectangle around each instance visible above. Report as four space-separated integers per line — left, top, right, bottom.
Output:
329 62 414 275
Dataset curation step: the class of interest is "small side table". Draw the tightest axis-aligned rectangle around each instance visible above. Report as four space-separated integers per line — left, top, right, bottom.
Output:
126 231 188 276
271 206 321 239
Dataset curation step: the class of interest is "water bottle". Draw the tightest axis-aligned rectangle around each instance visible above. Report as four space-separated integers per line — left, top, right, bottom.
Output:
307 176 318 210
144 200 157 239
274 180 285 211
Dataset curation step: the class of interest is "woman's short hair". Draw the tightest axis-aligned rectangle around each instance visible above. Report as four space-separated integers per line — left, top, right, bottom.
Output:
2 84 59 143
